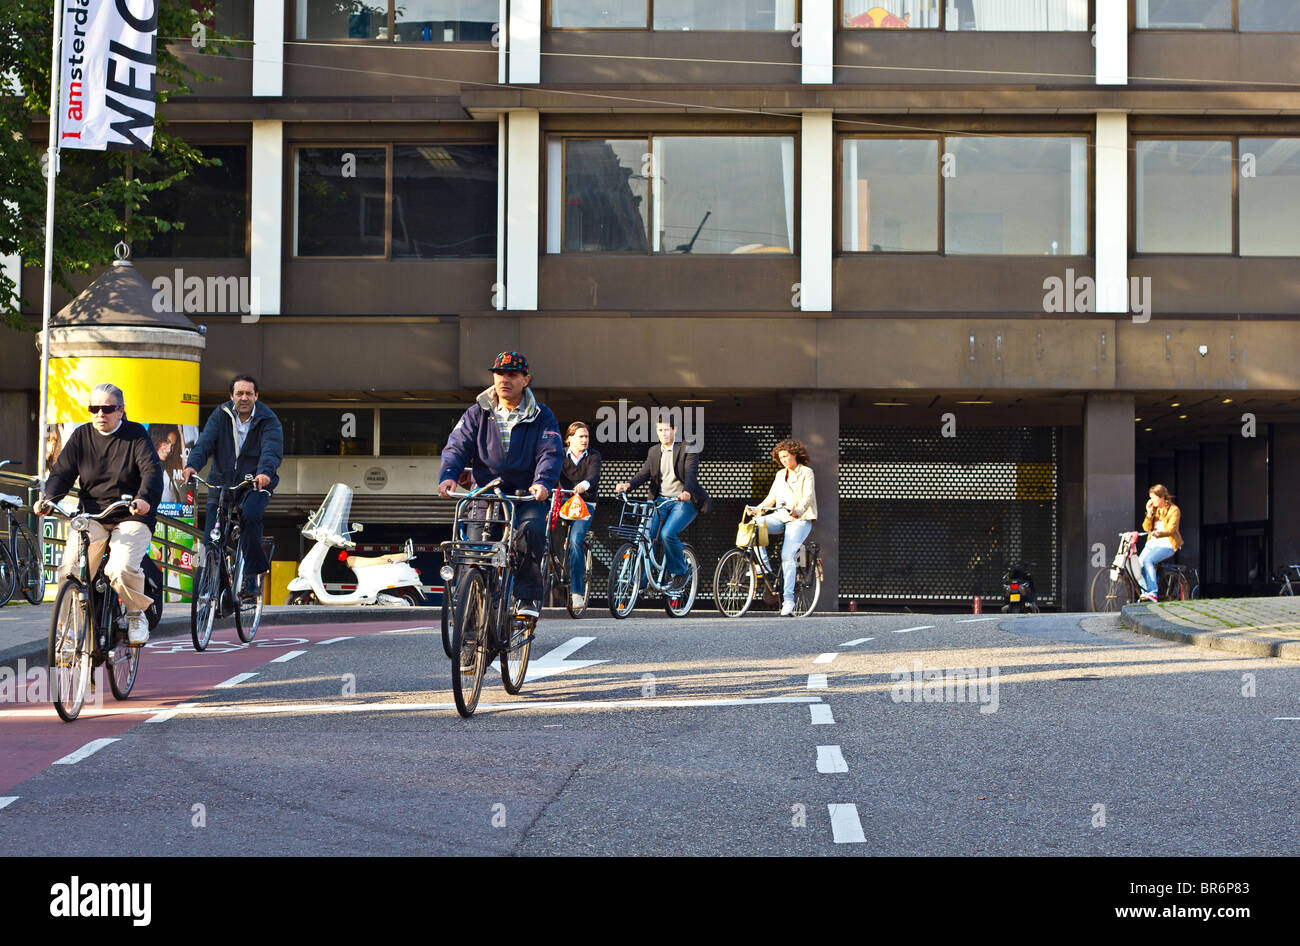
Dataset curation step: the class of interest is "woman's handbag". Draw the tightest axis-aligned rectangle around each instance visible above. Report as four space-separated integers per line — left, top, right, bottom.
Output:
735 513 754 548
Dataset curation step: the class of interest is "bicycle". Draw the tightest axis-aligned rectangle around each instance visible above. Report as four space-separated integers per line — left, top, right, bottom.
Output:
0 461 46 606
607 491 699 619
44 497 144 721
542 487 594 619
189 473 271 651
713 507 821 617
438 478 539 717
1274 564 1300 596
1091 531 1192 611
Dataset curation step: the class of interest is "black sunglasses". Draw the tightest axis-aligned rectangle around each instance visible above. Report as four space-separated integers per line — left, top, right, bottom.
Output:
88 404 121 414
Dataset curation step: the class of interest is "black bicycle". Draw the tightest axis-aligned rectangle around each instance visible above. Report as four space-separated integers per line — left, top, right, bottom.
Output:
45 498 145 721
543 487 594 619
189 473 271 651
714 507 821 617
439 478 538 718
0 461 45 606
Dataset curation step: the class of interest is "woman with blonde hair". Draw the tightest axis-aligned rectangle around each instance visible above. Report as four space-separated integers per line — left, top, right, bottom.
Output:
746 438 817 616
1138 484 1182 602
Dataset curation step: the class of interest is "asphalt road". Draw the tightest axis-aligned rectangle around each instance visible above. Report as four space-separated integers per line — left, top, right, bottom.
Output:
2 609 1297 856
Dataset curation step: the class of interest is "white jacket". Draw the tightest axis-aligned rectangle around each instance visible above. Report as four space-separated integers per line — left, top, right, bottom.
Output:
758 464 817 522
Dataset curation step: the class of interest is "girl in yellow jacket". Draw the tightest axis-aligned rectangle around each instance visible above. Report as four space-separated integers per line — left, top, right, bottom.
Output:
1139 484 1182 602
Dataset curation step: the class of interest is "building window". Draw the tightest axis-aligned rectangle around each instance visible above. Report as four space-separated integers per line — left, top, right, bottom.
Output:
1240 0 1300 31
842 135 1087 255
1136 140 1232 253
548 135 795 255
195 0 253 38
296 0 497 41
1240 138 1300 255
379 409 465 455
136 145 249 259
278 408 375 456
294 145 497 258
549 1 797 29
842 0 1086 30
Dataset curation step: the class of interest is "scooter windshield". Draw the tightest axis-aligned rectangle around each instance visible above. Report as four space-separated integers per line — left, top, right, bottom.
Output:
303 483 355 548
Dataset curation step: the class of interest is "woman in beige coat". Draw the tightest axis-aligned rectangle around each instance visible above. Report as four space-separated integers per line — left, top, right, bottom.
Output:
746 439 818 616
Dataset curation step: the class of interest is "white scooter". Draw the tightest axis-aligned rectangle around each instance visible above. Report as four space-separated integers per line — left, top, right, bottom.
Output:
286 483 424 606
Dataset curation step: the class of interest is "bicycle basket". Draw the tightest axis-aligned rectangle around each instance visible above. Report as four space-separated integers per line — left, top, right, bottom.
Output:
609 500 656 542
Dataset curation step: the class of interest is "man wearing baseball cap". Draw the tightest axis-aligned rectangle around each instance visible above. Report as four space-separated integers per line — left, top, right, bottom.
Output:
438 351 562 619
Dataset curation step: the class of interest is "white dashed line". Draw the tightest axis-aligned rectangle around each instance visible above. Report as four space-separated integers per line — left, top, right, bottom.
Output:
381 626 435 634
0 797 18 810
806 674 828 689
813 653 837 664
956 617 999 624
140 696 825 718
52 738 120 765
840 637 873 647
214 672 257 689
270 650 307 663
1276 717 1300 720
146 702 197 724
892 625 933 634
828 804 866 843
316 636 354 646
816 745 848 773
809 704 835 725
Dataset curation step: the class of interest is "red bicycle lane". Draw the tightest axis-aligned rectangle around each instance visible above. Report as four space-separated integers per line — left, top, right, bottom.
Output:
0 619 433 793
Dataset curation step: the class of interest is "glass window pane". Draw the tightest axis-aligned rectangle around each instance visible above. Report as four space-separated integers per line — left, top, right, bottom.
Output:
944 136 1087 255
946 0 1086 30
1241 0 1300 31
1135 140 1232 253
136 145 248 258
652 137 795 254
552 0 648 27
653 0 797 30
392 145 497 258
296 0 387 39
843 1 938 28
1240 138 1300 256
380 409 465 455
196 0 252 38
295 147 387 257
562 140 649 252
842 139 938 251
279 408 374 456
394 0 498 41
1137 0 1231 29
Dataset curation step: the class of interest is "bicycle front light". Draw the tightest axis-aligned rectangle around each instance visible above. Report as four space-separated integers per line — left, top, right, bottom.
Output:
70 514 90 533
440 565 454 582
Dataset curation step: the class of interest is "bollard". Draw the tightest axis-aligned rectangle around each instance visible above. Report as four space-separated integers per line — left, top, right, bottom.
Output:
973 595 982 614
848 600 858 613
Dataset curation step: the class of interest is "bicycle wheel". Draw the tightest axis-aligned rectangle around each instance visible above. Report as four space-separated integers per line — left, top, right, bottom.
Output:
1279 577 1293 597
793 555 822 617
440 578 455 659
1090 570 1137 612
0 543 15 607
500 613 533 695
450 569 489 718
16 525 46 605
233 550 263 643
714 548 756 617
665 544 699 618
190 547 222 651
608 543 641 619
106 621 141 701
1161 571 1190 602
565 541 593 619
48 581 91 722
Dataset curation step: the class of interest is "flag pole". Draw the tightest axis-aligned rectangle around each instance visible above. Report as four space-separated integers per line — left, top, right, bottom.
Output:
37 1 62 483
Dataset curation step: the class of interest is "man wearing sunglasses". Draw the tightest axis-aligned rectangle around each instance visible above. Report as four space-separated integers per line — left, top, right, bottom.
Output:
36 383 163 646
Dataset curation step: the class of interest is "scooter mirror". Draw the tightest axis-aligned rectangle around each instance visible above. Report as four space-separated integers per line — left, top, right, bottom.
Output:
351 522 364 533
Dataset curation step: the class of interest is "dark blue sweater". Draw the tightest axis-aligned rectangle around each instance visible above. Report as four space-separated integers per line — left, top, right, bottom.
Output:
438 388 562 495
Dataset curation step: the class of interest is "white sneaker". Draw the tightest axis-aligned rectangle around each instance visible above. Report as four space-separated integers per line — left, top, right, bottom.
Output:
126 611 149 646
779 600 795 616
570 593 585 609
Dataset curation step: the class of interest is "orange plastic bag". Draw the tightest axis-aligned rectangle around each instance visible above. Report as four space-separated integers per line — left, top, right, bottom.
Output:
560 493 591 521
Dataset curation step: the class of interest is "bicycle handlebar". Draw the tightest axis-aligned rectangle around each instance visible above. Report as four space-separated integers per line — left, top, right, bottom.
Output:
43 497 137 523
187 473 269 497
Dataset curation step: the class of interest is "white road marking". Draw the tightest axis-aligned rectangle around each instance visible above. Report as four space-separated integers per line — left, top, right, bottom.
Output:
814 653 837 664
316 636 354 646
806 674 828 689
146 702 197 724
956 617 999 623
0 797 18 810
816 745 848 773
1275 717 1300 720
52 738 120 765
828 804 866 843
270 650 307 663
840 637 873 647
892 625 933 634
214 672 257 688
381 626 435 634
810 704 835 725
520 636 609 681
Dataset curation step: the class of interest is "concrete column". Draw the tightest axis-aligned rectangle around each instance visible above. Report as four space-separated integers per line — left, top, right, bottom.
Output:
792 392 838 611
1095 113 1128 314
801 0 833 85
1272 426 1300 570
1059 425 1086 611
250 121 283 319
509 0 541 84
1084 393 1135 595
252 0 284 97
1095 0 1128 86
800 112 832 312
506 111 540 311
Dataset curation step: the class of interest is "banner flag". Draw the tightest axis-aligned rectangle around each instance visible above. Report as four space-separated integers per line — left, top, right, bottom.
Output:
58 0 158 152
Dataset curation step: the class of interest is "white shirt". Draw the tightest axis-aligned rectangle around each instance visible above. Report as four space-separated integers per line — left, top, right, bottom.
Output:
234 411 253 455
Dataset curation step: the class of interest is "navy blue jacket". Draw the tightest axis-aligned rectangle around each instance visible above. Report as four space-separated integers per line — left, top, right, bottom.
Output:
187 400 284 489
439 388 562 495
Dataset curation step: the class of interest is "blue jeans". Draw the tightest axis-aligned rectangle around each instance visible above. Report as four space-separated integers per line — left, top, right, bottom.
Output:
204 488 272 575
653 496 697 577
567 514 592 594
1139 541 1175 595
461 498 547 601
756 516 812 604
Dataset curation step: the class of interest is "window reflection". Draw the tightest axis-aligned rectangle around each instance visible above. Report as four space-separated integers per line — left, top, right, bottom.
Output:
1136 140 1232 253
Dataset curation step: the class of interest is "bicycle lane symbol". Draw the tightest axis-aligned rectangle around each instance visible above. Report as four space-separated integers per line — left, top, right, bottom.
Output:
143 637 310 655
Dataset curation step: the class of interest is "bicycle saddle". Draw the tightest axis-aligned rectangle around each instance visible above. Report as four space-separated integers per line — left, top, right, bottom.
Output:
0 493 23 508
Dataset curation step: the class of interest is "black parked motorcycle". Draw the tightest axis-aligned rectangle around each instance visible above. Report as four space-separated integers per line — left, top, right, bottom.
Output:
1001 560 1039 613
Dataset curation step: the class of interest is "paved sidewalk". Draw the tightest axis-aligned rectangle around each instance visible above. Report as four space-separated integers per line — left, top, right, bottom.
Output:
1120 596 1300 660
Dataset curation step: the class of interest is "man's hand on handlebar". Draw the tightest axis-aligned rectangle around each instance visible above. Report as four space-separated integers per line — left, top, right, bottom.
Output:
182 466 197 484
615 482 630 493
437 478 458 499
129 498 151 516
529 484 549 503
34 498 54 516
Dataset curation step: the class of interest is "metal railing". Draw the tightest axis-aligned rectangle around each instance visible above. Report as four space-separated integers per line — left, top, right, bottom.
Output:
0 467 204 604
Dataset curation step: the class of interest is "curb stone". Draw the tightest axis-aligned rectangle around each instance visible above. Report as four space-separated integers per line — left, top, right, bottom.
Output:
1120 604 1300 661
